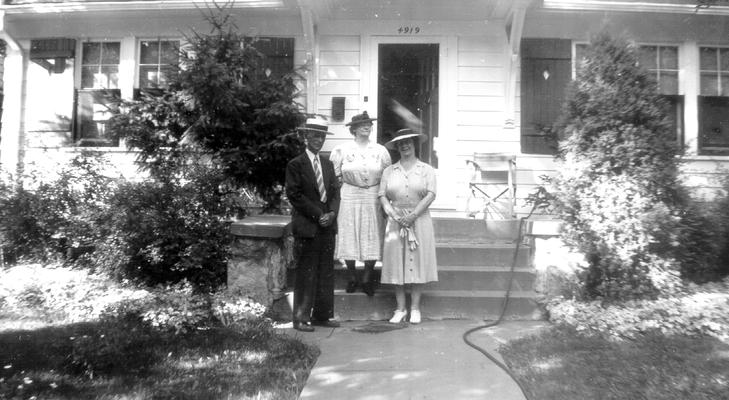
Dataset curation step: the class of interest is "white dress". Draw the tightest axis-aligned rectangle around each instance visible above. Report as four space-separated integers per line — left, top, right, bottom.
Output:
330 140 392 261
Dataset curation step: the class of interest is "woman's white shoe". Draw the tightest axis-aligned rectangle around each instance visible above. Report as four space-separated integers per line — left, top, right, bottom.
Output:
409 310 421 324
389 310 408 324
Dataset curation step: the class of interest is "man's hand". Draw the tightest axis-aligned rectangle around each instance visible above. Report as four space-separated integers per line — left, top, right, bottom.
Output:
319 211 335 227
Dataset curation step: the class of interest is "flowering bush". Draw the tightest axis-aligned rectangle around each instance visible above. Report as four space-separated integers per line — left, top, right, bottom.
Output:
211 291 267 327
551 32 715 299
547 278 729 342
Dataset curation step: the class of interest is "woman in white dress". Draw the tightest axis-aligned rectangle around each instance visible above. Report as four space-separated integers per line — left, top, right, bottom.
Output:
378 129 438 324
330 111 392 296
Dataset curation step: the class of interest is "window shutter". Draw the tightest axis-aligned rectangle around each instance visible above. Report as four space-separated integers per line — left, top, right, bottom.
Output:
249 37 295 78
698 96 729 155
520 39 572 155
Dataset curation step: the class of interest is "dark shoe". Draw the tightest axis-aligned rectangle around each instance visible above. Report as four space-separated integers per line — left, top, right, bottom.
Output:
312 319 340 328
361 281 375 297
293 322 315 332
345 281 359 293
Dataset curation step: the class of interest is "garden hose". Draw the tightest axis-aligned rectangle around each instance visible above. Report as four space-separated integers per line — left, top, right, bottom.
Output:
461 198 546 400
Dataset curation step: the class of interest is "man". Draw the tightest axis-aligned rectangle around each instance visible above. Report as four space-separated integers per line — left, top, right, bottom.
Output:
285 116 341 332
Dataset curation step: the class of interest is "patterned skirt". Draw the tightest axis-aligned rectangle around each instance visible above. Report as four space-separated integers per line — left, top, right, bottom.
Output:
334 183 385 261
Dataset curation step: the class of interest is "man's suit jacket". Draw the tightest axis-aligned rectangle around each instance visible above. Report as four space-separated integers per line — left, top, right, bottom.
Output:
285 153 340 238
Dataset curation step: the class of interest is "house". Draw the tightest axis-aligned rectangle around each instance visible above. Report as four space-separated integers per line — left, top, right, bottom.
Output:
1 0 729 216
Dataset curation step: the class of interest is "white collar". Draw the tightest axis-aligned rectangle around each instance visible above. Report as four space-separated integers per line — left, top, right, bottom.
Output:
305 148 319 163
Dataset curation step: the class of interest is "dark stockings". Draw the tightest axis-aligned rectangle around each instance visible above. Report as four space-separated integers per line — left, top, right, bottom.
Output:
345 260 377 296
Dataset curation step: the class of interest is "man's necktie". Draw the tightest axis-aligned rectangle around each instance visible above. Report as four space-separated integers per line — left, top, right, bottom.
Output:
313 157 327 203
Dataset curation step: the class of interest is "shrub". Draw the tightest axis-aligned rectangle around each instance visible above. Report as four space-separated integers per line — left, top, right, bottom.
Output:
0 152 120 264
102 281 215 334
551 31 714 299
101 162 236 289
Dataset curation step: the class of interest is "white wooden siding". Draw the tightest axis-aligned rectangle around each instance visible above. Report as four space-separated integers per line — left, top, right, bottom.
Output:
317 35 362 150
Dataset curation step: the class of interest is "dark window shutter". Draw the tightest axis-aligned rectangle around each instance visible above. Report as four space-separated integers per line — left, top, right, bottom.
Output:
248 37 295 78
698 96 729 155
520 39 572 155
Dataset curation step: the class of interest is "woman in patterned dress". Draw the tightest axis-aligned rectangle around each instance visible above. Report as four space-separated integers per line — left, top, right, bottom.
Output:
330 111 392 296
378 129 438 324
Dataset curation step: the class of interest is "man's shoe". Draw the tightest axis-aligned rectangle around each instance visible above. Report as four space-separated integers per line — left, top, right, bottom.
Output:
312 319 340 328
293 322 315 332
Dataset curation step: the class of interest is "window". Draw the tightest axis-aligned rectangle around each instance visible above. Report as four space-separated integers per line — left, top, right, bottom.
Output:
75 41 121 147
698 47 729 155
139 40 179 88
81 42 120 89
638 45 684 145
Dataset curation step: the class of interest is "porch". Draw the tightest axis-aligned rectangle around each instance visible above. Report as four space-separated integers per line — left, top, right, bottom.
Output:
228 212 561 322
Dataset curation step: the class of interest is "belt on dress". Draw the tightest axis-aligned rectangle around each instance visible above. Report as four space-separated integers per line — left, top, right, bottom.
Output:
343 182 380 189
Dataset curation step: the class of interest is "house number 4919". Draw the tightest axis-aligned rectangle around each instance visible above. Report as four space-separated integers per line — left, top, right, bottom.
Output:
398 26 421 34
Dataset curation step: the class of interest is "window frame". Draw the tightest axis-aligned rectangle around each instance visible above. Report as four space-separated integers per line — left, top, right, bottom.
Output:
80 40 121 90
137 38 181 89
73 39 123 147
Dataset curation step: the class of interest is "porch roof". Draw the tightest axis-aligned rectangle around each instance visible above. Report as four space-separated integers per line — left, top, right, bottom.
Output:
0 0 524 20
542 0 729 16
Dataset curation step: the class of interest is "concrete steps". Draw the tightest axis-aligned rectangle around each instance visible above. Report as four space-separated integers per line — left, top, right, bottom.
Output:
328 217 543 321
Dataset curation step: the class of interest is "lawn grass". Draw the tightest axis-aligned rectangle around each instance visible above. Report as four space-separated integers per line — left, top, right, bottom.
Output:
500 325 729 400
0 318 319 399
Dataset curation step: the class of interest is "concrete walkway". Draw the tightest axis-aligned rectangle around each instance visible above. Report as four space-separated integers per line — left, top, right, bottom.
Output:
283 319 550 400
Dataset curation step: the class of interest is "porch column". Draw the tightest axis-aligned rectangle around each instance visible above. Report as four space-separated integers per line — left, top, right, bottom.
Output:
297 0 319 115
503 3 528 131
0 11 25 176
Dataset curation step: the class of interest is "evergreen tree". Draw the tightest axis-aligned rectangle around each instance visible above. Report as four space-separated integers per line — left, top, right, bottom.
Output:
109 7 306 213
552 31 695 300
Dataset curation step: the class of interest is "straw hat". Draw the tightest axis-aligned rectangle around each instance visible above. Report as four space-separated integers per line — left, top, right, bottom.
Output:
384 128 426 149
297 116 332 135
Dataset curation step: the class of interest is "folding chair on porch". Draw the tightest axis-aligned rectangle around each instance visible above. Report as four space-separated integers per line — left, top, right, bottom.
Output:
465 153 516 219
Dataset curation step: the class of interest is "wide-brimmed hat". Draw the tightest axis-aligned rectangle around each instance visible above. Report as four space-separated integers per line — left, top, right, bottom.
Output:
345 111 377 127
297 116 332 135
385 128 426 149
